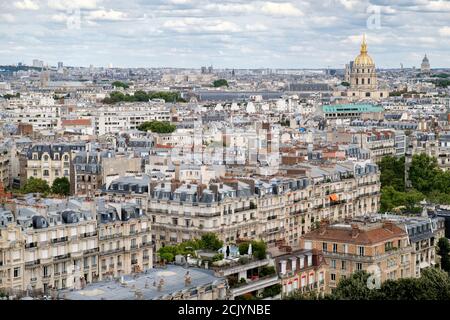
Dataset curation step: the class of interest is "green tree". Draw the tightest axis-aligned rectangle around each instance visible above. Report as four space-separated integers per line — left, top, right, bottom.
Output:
409 154 439 194
112 81 130 89
438 238 450 273
22 177 50 194
341 81 350 87
213 79 229 87
329 271 378 300
200 233 223 251
51 177 70 196
138 121 176 133
379 156 405 191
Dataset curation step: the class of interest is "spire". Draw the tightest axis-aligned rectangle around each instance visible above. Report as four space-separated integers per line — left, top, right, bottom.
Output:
360 33 367 54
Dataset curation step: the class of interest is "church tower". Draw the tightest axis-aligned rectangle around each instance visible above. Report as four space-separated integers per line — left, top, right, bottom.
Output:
350 34 377 91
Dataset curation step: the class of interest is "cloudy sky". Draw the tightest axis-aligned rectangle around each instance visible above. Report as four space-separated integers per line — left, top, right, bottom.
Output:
1 0 450 68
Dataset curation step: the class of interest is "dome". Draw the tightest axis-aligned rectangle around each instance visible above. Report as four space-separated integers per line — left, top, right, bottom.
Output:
354 34 374 66
422 54 429 63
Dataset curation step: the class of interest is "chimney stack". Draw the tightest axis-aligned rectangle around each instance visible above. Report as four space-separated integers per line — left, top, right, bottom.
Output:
351 224 359 238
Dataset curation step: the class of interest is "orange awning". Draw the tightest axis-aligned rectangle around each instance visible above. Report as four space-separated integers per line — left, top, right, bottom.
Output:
329 194 339 201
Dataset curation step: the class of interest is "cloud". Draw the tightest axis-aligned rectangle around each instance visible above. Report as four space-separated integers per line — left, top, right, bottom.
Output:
163 18 242 33
13 0 39 10
261 2 303 17
0 14 16 23
47 0 100 10
85 9 128 21
439 26 450 36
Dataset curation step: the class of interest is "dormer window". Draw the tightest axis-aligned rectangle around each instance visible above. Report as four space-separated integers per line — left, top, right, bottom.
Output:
54 153 60 160
43 155 49 161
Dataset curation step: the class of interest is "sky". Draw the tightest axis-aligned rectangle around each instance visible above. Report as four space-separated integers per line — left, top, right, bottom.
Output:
1 0 450 69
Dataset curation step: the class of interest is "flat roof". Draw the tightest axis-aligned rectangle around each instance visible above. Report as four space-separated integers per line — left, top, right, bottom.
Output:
322 104 384 113
59 265 224 300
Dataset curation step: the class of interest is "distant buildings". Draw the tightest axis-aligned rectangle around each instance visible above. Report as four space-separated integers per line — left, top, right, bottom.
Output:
421 55 431 74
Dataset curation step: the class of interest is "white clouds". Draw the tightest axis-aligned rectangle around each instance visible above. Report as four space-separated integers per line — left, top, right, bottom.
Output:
14 0 39 10
245 23 268 32
163 18 242 33
439 26 450 37
85 9 128 21
0 14 16 23
261 2 303 17
47 0 100 10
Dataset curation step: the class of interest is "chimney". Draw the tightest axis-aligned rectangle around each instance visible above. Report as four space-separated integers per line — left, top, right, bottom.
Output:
319 219 329 235
351 224 359 238
383 221 395 232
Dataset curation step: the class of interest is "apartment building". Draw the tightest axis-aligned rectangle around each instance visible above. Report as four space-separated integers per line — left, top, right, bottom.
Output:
97 203 152 281
270 247 327 298
93 104 171 136
0 150 10 188
0 202 98 295
71 151 103 197
301 218 413 292
21 143 86 187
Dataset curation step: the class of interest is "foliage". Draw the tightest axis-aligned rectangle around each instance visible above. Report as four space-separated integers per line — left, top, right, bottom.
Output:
156 233 223 262
137 120 176 133
259 266 276 277
409 154 440 194
213 79 229 87
289 268 450 300
21 177 50 195
212 253 224 262
379 154 450 212
380 186 424 213
261 284 282 298
102 90 186 104
112 81 130 89
2 93 20 100
238 240 267 259
379 156 405 191
51 177 70 196
341 81 350 87
200 233 223 251
438 238 450 273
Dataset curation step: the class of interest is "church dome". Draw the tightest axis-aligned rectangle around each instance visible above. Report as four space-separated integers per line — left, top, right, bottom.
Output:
354 34 374 66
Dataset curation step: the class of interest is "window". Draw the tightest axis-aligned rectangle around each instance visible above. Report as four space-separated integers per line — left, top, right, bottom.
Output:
43 155 49 161
332 243 338 253
64 155 69 161
331 273 336 281
43 170 49 176
356 263 363 271
343 244 348 254
54 153 60 160
341 261 346 270
358 246 365 256
331 259 336 269
14 267 20 278
322 242 328 252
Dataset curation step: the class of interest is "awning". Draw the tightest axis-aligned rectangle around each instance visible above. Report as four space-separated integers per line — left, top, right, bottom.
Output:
329 194 339 201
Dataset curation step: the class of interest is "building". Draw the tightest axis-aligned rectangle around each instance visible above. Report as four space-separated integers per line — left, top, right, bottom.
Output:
97 202 152 281
59 264 228 300
71 151 103 197
270 247 327 298
343 35 389 100
21 143 86 187
0 200 98 295
421 54 430 74
301 218 413 292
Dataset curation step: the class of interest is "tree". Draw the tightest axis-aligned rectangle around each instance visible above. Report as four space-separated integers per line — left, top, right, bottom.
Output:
22 177 50 194
379 156 405 191
213 79 229 87
438 238 450 273
138 121 176 133
329 271 377 300
409 154 439 194
51 177 70 196
200 233 223 251
341 81 350 87
238 240 267 259
112 81 130 89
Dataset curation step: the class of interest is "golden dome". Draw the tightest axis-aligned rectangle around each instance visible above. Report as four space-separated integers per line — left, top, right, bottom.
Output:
354 34 374 66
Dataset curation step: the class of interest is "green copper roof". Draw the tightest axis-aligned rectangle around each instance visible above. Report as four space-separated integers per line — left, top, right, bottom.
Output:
322 104 384 113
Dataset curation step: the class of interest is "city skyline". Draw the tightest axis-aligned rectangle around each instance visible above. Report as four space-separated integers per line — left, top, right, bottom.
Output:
2 0 450 69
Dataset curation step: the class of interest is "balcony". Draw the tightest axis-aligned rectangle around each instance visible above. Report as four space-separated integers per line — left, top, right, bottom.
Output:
84 248 99 255
25 242 38 249
101 247 125 255
99 233 123 241
25 259 41 268
51 236 68 244
54 253 71 261
231 275 280 297
81 231 98 239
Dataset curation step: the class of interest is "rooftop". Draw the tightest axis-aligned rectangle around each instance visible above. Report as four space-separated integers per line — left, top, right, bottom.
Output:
59 265 225 300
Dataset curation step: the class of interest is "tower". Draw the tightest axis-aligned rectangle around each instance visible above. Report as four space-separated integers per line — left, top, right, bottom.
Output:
421 54 430 74
350 34 377 91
